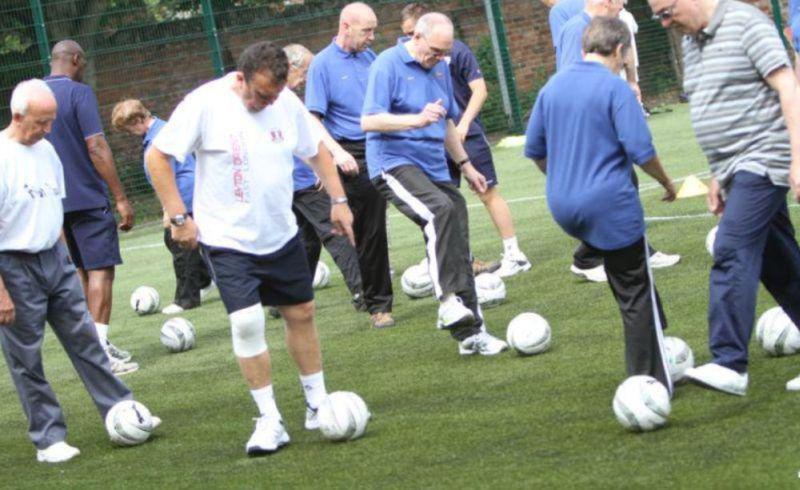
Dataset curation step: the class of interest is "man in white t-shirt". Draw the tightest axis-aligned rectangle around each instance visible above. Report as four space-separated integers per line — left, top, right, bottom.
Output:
0 79 157 463
146 41 354 456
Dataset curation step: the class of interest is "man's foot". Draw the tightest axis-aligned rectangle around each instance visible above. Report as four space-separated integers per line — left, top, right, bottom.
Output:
459 331 509 356
161 303 185 315
684 363 748 396
106 342 132 363
109 357 139 376
200 282 217 302
787 374 800 391
267 307 281 319
649 251 681 269
569 264 607 283
352 293 367 312
496 252 532 278
370 312 396 329
36 441 80 463
304 405 319 430
437 296 475 330
246 415 290 456
472 258 501 275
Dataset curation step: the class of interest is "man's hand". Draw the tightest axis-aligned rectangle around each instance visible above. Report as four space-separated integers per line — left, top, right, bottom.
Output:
0 285 15 326
661 180 677 202
790 163 800 202
416 99 446 128
171 217 199 249
706 178 725 215
330 202 355 246
455 121 469 143
463 163 488 194
333 149 359 176
116 198 135 231
162 210 170 229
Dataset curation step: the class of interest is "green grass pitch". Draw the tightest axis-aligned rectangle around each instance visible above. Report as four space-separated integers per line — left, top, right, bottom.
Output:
2 104 800 487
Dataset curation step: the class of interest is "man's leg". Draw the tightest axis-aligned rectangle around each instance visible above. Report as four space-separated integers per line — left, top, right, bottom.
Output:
163 227 201 311
759 200 800 325
293 200 323 276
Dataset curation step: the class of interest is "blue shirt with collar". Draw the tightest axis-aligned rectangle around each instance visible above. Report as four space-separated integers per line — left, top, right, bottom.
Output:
550 0 585 50
791 0 800 52
305 41 376 141
362 40 460 182
556 12 591 71
293 157 318 191
143 117 196 213
524 61 656 251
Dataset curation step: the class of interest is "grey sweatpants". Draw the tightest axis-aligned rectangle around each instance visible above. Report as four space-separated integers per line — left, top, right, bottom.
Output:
0 242 131 449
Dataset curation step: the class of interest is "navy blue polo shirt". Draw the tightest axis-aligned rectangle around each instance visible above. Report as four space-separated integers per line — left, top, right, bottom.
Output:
550 0 585 49
305 41 375 141
293 157 318 191
44 75 108 212
143 117 196 213
524 61 656 250
363 40 460 182
448 39 486 137
556 12 590 71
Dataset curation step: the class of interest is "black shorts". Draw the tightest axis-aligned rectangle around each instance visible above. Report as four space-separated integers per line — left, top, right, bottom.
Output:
447 134 497 188
200 234 314 314
62 206 123 270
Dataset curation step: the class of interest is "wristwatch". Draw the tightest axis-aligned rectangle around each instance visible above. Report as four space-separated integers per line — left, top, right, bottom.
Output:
330 196 348 205
170 213 188 226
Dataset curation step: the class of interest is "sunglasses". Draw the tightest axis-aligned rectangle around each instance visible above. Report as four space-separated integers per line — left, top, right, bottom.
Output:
651 0 678 21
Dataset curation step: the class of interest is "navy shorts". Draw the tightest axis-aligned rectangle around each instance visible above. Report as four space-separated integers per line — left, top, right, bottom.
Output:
62 206 123 270
447 134 497 188
200 234 314 314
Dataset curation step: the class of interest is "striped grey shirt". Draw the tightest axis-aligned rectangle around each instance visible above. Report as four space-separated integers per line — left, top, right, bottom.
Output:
682 0 791 189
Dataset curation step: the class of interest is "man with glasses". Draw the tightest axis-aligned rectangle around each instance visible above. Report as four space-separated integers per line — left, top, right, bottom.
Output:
648 0 800 394
362 12 508 356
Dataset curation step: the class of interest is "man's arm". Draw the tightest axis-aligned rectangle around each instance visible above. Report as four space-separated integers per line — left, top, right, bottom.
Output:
309 114 359 175
444 119 487 194
362 100 447 132
765 66 800 202
455 78 488 142
623 48 641 101
639 156 676 202
305 142 355 246
0 275 14 326
86 134 134 230
145 146 197 249
533 158 547 174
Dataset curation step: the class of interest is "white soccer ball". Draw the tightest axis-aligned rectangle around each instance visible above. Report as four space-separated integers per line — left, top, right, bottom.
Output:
160 317 196 353
705 225 718 257
663 336 694 383
757 306 800 356
313 261 331 289
506 312 551 355
105 400 155 446
612 375 671 432
317 391 371 442
130 286 159 315
475 272 506 309
401 264 434 299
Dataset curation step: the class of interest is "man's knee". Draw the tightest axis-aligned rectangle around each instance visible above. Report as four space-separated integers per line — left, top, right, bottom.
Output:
428 196 455 221
229 304 267 357
283 301 315 326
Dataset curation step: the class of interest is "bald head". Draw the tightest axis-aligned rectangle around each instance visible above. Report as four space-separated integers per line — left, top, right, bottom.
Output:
7 79 57 146
410 12 454 69
337 2 378 52
415 12 454 39
283 44 314 90
49 39 87 82
340 2 376 24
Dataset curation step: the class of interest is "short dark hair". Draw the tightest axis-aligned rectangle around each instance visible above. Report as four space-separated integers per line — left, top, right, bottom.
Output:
401 2 429 22
582 16 631 57
237 41 289 84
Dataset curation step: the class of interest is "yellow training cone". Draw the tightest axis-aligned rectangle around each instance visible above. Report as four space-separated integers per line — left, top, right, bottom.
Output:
676 175 709 199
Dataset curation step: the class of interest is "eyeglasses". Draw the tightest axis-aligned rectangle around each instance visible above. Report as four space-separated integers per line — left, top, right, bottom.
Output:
651 0 678 21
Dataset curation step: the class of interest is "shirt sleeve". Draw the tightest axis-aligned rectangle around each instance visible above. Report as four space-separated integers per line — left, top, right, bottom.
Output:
304 57 329 116
152 92 204 164
444 66 460 121
524 93 548 160
458 43 483 83
612 82 655 165
742 13 791 79
73 85 105 139
362 57 393 115
289 92 322 160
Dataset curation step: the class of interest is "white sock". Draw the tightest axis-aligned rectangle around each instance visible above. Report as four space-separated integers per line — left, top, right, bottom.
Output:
300 371 327 409
95 323 109 347
503 237 520 256
251 385 281 418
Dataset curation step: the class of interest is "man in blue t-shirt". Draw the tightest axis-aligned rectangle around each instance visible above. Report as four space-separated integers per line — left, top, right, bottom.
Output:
44 40 136 375
400 3 531 279
545 0 585 55
111 99 212 315
363 12 508 356
525 17 676 391
304 2 394 329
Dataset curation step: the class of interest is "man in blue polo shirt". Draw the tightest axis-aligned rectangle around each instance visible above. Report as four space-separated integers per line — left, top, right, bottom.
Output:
525 17 676 391
44 40 136 375
305 2 394 330
545 0 585 55
400 3 531 278
362 12 508 356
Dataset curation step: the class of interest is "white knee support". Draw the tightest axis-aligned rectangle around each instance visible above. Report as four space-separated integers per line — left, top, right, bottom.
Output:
229 304 267 357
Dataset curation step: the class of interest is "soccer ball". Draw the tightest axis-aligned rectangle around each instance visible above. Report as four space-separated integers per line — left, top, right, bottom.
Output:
401 264 434 299
757 306 800 356
317 391 371 442
705 225 718 257
612 375 671 432
313 261 331 289
160 317 196 353
130 286 159 315
506 312 551 355
475 272 506 309
663 336 694 383
105 400 155 446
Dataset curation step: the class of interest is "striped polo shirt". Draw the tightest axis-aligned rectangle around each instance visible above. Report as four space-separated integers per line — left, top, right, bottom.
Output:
682 0 791 189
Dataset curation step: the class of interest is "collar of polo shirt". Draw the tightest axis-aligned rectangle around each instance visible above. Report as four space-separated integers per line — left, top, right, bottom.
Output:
332 38 362 58
397 38 424 67
696 0 727 42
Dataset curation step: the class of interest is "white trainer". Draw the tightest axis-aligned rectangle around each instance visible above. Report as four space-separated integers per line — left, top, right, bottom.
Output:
437 296 475 330
36 441 80 463
649 251 681 269
459 331 509 356
496 252 532 278
200 282 217 302
109 357 139 377
570 264 607 283
246 415 290 456
105 341 132 363
161 303 185 315
787 374 800 391
304 405 319 430
684 363 748 396
152 416 162 430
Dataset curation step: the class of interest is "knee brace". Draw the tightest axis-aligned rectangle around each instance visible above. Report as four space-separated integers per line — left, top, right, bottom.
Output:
228 304 267 357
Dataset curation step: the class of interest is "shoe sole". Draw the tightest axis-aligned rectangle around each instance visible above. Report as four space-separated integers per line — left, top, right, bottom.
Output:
685 375 746 396
569 266 606 283
247 440 289 456
497 261 532 278
438 312 475 331
112 365 140 376
459 344 509 356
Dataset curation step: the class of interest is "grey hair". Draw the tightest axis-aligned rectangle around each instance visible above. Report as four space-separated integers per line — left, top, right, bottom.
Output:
415 12 453 38
582 16 631 57
10 79 54 116
283 43 312 69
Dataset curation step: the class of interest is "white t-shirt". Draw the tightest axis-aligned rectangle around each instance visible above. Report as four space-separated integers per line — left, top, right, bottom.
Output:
153 73 322 255
0 132 65 253
619 9 639 82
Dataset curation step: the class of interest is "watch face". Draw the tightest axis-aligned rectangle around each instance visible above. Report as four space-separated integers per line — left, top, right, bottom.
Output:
172 215 186 226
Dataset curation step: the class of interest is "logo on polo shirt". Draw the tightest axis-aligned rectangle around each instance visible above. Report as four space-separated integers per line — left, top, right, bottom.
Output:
406 76 415 81
434 71 444 78
341 75 349 80
269 129 284 143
